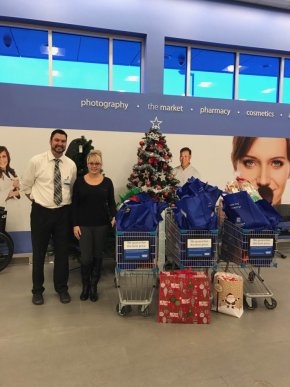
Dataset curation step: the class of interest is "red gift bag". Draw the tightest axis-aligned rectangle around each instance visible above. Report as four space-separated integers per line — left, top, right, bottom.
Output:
158 269 210 324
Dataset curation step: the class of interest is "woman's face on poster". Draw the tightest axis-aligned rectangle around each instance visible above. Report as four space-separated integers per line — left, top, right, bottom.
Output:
0 151 8 171
236 137 290 205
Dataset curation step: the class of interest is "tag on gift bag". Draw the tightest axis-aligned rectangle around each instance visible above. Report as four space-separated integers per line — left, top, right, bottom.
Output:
212 272 243 318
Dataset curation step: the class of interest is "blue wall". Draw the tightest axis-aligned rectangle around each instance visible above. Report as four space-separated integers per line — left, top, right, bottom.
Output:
1 0 290 94
1 83 290 138
1 0 290 136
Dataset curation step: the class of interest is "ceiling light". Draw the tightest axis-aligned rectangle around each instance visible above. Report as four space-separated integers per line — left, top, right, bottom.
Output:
223 65 244 72
224 65 235 72
125 75 139 82
198 82 213 88
262 88 275 94
40 44 65 56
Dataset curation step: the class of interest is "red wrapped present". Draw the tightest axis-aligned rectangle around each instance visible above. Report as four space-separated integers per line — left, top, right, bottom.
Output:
158 269 210 324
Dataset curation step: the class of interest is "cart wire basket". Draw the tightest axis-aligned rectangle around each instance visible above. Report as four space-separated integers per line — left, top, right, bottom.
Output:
219 219 279 310
115 229 158 317
165 209 218 270
220 219 278 268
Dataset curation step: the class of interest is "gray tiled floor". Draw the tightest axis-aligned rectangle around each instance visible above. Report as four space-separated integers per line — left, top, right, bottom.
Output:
1 245 290 387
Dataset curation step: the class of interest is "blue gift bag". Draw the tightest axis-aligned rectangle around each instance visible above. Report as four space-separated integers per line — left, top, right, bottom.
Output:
222 191 273 230
174 178 221 230
255 199 283 230
175 193 218 230
177 178 222 206
116 193 168 231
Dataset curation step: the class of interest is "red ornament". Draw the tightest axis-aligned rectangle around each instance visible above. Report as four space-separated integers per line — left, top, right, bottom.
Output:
146 180 151 186
164 191 169 197
138 159 143 164
156 185 161 190
139 140 145 146
163 163 168 171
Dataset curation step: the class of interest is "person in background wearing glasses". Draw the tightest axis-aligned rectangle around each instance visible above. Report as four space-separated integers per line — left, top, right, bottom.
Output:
72 150 116 302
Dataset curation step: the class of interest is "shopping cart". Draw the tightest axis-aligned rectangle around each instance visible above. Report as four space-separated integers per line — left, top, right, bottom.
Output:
164 209 218 271
115 229 158 317
0 207 14 272
273 204 290 259
220 219 279 310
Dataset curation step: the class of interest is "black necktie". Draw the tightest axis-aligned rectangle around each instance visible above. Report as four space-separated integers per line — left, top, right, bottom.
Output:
54 159 62 206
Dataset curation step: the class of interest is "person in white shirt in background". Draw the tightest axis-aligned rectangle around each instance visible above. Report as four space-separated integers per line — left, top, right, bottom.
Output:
0 146 20 208
21 129 77 306
173 147 201 186
0 146 21 233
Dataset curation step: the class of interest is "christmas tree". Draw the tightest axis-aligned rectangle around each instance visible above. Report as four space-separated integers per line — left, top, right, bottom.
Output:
65 135 94 176
127 117 179 203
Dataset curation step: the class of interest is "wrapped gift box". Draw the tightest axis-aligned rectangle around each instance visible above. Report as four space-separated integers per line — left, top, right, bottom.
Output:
158 269 210 324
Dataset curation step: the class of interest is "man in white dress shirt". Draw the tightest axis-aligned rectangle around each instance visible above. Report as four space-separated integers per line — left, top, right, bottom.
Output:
173 147 201 186
22 129 77 305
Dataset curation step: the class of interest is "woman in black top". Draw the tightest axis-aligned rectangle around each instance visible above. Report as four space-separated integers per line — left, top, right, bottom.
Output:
72 150 116 302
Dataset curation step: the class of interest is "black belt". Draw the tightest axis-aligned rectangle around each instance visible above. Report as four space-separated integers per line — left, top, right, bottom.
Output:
32 201 70 211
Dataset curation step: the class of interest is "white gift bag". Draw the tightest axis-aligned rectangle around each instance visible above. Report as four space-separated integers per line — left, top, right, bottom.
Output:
212 272 243 318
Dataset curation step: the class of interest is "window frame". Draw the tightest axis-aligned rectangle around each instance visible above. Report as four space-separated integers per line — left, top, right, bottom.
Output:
165 40 290 103
0 21 144 93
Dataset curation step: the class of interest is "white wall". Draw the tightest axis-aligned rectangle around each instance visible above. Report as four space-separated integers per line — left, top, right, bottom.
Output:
3 126 289 234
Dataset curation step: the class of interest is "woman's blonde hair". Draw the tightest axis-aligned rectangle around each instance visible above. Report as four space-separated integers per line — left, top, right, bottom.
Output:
87 149 102 164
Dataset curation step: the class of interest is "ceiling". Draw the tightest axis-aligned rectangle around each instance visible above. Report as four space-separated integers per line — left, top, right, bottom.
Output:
230 0 290 10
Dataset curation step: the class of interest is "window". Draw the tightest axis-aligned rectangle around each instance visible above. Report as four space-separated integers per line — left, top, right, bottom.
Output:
238 54 280 103
282 58 290 104
112 39 141 93
164 42 290 104
164 45 187 96
0 24 143 93
52 32 109 90
164 44 235 99
0 26 48 86
190 48 235 99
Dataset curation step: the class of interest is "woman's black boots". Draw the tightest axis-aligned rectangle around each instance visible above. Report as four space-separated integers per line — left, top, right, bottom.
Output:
90 282 98 302
90 260 100 302
80 264 91 301
80 284 90 301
